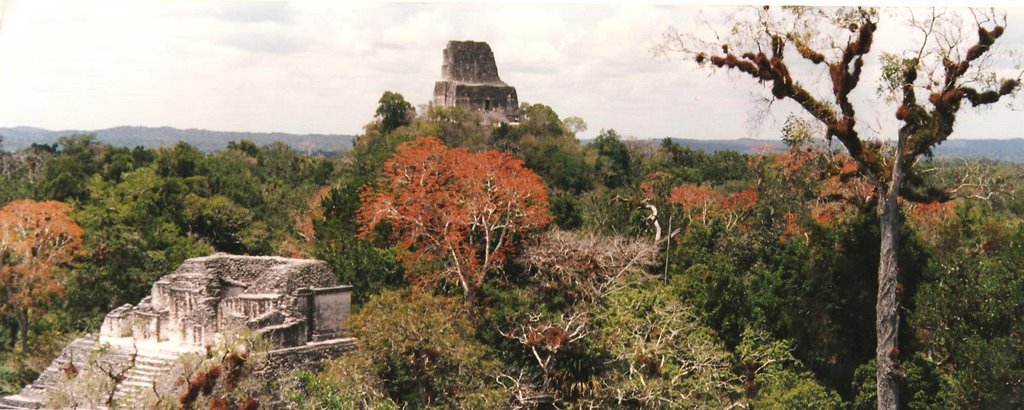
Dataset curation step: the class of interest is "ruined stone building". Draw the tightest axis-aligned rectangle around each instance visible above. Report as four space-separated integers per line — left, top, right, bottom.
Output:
1 254 354 409
432 40 519 122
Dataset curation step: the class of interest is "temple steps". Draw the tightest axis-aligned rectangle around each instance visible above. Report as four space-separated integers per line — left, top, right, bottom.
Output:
0 394 41 409
0 335 183 409
107 349 180 409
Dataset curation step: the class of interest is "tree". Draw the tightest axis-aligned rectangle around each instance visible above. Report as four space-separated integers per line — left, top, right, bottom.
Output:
591 129 633 189
302 290 504 408
658 7 1021 408
669 183 720 224
596 284 738 408
905 203 1024 407
41 135 104 202
74 167 210 315
0 200 83 352
374 91 414 135
505 230 658 406
416 105 490 149
358 136 550 306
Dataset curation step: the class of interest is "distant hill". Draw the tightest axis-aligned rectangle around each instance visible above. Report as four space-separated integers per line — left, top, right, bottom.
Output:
0 126 355 154
928 139 1024 163
659 137 1024 163
665 138 787 153
3 127 1022 162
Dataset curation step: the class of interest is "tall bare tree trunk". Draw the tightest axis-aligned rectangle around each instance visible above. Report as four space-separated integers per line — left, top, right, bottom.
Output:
16 308 28 353
876 181 901 409
465 283 477 310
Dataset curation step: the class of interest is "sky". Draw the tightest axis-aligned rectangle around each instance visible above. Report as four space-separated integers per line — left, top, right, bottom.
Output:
1 1 1023 141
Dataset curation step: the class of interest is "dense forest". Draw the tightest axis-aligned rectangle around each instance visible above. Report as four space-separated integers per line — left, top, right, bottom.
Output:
2 88 1024 408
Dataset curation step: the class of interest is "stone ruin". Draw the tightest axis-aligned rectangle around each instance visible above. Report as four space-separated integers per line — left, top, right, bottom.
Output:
99 253 350 348
432 40 519 122
1 253 354 409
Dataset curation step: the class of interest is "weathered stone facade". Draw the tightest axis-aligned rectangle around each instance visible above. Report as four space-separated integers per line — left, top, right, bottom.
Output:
0 254 354 409
98 253 350 348
432 40 519 122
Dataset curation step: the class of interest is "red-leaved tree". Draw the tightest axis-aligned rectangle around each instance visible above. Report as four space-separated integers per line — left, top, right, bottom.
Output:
0 200 84 351
358 136 550 305
668 184 757 231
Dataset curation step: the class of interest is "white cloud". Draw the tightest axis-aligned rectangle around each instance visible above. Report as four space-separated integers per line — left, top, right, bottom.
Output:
0 1 1021 141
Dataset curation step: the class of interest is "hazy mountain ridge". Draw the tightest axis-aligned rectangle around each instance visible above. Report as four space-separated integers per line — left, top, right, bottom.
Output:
663 137 1024 163
0 126 355 154
3 127 1022 162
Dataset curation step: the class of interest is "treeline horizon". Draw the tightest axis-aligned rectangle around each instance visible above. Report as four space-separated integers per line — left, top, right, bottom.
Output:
6 125 1024 164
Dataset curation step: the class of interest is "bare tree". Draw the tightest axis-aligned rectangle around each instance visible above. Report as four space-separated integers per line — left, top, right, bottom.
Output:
504 230 658 405
657 7 1021 409
499 311 589 395
519 229 657 307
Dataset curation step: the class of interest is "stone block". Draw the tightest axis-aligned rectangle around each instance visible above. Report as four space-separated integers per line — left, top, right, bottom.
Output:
432 40 519 121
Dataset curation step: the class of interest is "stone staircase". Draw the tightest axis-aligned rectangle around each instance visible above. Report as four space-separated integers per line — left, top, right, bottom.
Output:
0 336 99 409
0 335 182 409
108 350 179 409
2 335 357 409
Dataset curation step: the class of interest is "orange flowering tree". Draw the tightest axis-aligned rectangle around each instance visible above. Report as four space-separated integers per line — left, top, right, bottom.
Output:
0 200 84 351
668 183 757 230
358 136 550 305
754 139 874 242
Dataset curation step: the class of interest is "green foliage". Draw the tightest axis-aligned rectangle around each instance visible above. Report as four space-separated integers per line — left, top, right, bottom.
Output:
314 290 504 408
548 192 582 230
737 328 843 409
73 167 211 318
0 147 52 202
517 103 568 137
877 52 919 102
851 354 946 410
41 135 104 202
505 102 594 193
703 150 753 184
595 282 737 408
0 362 19 396
0 136 335 357
5 95 1024 410
375 91 414 135
908 202 1024 408
591 129 633 189
578 190 634 235
315 181 403 308
523 139 592 193
754 373 844 410
287 370 401 410
315 127 408 307
155 141 203 179
781 115 815 148
182 193 266 253
415 105 489 150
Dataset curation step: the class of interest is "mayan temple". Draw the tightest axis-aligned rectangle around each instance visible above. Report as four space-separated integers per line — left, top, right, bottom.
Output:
1 254 354 409
432 40 519 122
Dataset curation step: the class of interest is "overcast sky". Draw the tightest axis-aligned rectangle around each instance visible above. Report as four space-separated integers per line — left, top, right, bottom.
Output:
1 1 1022 140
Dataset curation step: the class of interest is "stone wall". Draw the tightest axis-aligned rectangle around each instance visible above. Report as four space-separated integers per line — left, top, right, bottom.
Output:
311 286 351 340
441 41 502 83
98 254 347 349
264 338 357 375
432 40 519 121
